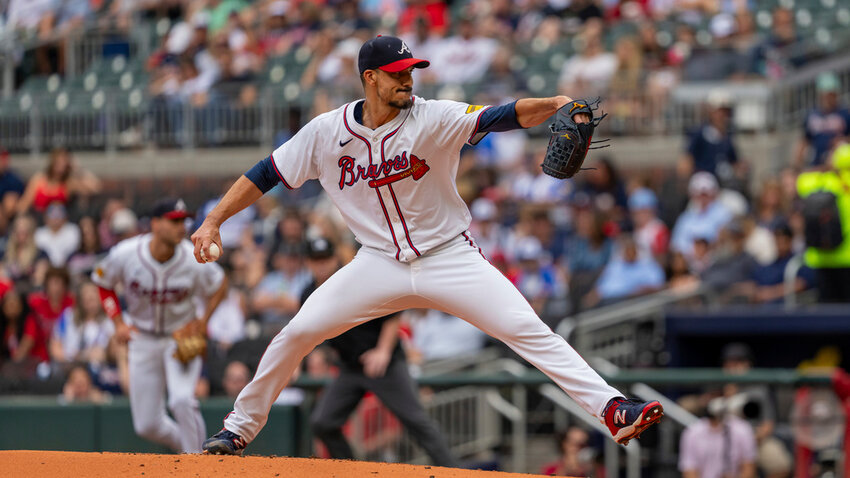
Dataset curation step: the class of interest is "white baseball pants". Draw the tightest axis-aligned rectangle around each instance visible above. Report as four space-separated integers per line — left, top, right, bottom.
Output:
225 233 621 442
128 333 206 453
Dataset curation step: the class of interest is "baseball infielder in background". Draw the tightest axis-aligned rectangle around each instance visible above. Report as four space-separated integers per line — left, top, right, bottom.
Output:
196 36 663 456
94 198 227 453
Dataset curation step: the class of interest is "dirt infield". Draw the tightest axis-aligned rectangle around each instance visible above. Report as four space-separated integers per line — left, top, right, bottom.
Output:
1 451 558 477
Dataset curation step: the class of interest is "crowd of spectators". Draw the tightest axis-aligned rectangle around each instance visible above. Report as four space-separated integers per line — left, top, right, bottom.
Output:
1 0 836 134
0 1 846 403
0 76 846 399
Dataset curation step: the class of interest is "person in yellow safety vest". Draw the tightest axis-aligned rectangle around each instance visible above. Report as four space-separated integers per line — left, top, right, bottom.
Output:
797 144 850 302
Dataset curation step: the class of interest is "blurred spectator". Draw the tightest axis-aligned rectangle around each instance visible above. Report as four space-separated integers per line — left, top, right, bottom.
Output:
607 36 646 132
109 207 139 243
558 21 617 98
60 363 107 404
34 203 81 267
429 15 498 85
3 215 49 287
14 267 74 363
0 150 25 223
749 7 803 79
251 242 309 334
794 73 850 169
583 234 665 308
679 396 758 478
397 0 449 36
468 198 510 259
566 207 613 309
574 157 628 214
6 0 55 35
741 215 777 267
222 360 251 399
66 216 104 279
700 220 758 298
754 178 788 231
49 281 113 367
302 34 362 113
683 91 739 183
796 144 850 302
512 147 573 205
17 148 101 215
540 426 601 477
406 308 488 364
629 188 669 259
719 343 793 478
0 289 28 363
667 250 700 292
671 172 733 256
507 236 568 322
683 13 748 81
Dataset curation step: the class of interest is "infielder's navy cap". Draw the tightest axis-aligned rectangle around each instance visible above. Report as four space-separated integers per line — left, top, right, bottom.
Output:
152 197 193 220
358 35 429 75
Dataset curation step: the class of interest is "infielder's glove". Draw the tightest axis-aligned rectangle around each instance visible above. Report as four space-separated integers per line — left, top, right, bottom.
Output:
542 98 609 179
172 319 207 365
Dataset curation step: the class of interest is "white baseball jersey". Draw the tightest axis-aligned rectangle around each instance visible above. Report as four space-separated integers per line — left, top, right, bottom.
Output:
91 234 225 335
270 96 491 262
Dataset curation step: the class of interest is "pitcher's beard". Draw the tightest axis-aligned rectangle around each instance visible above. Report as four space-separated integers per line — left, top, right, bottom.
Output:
389 97 413 109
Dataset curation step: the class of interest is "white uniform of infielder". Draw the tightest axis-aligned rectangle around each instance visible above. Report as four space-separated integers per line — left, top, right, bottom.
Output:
197 36 662 454
93 199 226 453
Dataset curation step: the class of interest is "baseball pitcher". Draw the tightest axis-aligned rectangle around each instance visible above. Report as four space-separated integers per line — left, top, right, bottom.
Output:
194 36 662 456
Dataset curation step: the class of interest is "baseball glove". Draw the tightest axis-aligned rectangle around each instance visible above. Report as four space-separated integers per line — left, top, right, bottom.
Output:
172 319 207 365
542 98 609 179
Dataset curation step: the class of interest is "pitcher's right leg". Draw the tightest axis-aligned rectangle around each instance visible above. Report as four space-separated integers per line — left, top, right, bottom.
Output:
211 249 413 448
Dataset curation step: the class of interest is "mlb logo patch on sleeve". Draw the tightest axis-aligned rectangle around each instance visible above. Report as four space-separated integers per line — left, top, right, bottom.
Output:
465 105 484 114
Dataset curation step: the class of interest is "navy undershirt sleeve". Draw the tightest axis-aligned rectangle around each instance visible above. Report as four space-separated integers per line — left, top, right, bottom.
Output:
477 101 522 133
244 156 280 194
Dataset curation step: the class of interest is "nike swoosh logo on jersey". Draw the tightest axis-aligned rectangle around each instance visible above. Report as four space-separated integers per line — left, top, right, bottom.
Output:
339 138 353 147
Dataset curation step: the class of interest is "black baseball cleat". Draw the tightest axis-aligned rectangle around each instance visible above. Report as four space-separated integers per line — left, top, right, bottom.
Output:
602 397 664 445
203 428 247 455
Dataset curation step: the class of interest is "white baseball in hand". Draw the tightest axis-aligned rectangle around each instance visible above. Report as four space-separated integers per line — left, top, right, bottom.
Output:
201 243 221 263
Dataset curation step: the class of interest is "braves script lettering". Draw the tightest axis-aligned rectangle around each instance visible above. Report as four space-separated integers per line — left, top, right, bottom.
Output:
338 151 430 189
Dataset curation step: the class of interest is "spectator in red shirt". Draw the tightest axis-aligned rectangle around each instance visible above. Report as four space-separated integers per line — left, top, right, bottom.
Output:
13 267 74 363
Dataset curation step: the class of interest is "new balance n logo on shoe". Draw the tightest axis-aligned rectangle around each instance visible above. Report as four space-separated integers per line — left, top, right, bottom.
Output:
614 409 627 425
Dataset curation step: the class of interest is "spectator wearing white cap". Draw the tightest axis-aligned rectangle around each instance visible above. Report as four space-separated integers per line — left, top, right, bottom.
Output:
629 188 669 259
670 172 733 256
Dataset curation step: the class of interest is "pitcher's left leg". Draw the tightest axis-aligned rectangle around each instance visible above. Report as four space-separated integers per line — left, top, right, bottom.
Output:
417 243 620 418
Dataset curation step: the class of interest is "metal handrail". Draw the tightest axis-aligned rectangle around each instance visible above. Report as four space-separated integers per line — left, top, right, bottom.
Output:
631 383 698 428
293 368 834 388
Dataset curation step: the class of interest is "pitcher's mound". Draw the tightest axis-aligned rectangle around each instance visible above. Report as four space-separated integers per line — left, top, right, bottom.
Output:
0 450 560 477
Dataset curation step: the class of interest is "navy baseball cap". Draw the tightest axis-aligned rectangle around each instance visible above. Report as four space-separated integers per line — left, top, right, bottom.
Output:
152 197 193 220
358 35 429 75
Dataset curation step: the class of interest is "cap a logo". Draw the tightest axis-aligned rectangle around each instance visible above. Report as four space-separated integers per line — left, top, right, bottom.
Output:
175 199 187 212
398 41 411 55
